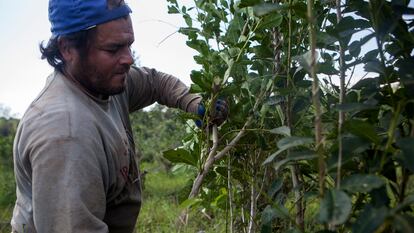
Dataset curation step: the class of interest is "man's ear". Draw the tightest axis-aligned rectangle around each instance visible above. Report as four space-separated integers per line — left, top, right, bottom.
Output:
58 37 75 63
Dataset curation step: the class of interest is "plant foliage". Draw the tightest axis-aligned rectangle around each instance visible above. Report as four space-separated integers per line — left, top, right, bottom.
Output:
164 0 414 232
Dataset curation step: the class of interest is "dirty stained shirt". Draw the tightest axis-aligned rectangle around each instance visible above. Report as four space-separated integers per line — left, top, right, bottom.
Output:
11 66 201 233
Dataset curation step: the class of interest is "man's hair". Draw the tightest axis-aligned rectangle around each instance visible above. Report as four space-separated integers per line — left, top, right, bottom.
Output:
107 0 124 9
39 30 93 72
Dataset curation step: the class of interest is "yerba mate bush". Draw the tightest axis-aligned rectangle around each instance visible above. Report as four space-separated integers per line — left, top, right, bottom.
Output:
163 0 414 232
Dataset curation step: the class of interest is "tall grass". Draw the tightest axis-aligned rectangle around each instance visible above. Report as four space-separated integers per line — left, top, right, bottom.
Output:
136 162 226 233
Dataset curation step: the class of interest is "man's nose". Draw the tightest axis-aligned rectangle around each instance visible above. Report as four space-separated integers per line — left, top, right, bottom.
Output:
120 47 134 66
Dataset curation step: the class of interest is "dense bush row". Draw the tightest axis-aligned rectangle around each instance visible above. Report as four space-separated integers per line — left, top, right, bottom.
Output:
164 0 414 232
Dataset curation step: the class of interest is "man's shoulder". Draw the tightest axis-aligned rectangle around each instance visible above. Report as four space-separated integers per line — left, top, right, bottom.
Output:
19 74 98 141
20 101 96 142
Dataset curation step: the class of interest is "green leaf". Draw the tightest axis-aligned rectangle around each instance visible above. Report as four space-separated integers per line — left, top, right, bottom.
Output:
334 102 377 112
392 194 414 214
364 60 385 74
396 138 414 173
317 32 338 46
344 119 381 145
272 151 317 170
190 70 211 91
179 197 202 209
349 40 361 57
318 189 352 225
269 126 291 137
261 205 277 225
293 51 319 74
285 228 302 233
341 174 385 193
395 59 414 83
259 14 283 29
166 0 178 5
277 136 314 150
253 3 288 17
363 49 379 62
352 206 388 233
318 62 338 75
237 0 261 8
183 14 192 27
167 5 180 14
190 83 203 93
268 179 283 198
163 148 197 167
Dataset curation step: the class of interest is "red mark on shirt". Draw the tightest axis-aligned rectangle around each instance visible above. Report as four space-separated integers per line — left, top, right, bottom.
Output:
120 166 128 181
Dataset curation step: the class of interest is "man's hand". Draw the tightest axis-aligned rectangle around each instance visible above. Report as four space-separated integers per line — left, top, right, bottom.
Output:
196 99 229 127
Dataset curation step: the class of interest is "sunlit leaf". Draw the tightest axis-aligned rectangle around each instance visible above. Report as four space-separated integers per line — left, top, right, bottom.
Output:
269 126 291 137
179 197 202 209
163 148 197 167
253 3 288 17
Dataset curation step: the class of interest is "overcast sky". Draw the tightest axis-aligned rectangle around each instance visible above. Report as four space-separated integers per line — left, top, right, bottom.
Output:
0 0 198 117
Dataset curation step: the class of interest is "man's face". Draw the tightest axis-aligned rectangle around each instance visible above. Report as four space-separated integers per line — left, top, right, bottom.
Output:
71 16 135 98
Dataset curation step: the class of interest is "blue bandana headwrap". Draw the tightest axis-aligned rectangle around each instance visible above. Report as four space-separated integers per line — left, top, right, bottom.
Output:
49 0 132 36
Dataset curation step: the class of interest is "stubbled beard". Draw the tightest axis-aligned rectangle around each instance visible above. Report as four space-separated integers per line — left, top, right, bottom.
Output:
76 58 127 98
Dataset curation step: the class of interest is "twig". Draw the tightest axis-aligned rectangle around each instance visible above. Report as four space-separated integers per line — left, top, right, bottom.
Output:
157 30 178 47
228 155 234 233
189 125 220 198
336 0 345 190
307 0 325 197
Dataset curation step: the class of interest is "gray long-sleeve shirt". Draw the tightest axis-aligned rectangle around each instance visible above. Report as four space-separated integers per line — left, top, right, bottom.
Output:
11 66 201 233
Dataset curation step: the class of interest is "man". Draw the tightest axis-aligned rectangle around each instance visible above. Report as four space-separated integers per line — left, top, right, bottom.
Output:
11 0 227 232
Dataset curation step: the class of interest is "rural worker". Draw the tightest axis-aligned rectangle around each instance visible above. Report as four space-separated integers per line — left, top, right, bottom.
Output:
11 0 227 232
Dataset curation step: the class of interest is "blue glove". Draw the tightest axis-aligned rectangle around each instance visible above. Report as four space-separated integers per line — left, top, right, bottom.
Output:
195 99 228 127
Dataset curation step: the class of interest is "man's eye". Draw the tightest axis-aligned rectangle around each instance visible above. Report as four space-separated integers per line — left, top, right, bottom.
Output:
105 49 118 54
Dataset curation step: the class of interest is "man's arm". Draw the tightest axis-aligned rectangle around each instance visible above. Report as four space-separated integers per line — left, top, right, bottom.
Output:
126 66 202 113
30 136 108 233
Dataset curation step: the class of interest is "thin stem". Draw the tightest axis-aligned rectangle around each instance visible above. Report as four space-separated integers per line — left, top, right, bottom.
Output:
368 0 395 107
307 0 325 197
382 101 402 168
189 125 219 198
248 153 258 233
228 156 234 233
287 0 304 229
336 0 345 189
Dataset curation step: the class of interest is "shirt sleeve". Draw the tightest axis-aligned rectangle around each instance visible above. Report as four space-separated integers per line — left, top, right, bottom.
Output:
126 66 202 113
30 136 108 233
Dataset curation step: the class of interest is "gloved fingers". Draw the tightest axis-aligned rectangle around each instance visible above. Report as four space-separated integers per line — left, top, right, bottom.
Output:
215 99 228 117
212 99 229 126
195 99 229 128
